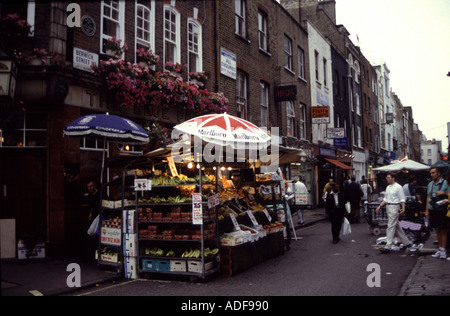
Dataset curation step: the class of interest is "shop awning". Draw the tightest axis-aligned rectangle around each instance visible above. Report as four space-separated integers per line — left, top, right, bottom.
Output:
324 157 354 170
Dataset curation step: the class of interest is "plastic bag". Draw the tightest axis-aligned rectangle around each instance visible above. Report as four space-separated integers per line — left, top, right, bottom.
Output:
345 202 351 214
87 215 100 236
342 217 352 236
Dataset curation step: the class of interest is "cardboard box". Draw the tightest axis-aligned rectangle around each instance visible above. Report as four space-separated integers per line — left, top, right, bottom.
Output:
122 210 136 234
170 260 187 272
123 233 137 257
187 260 213 273
142 259 170 272
124 256 137 279
102 200 115 208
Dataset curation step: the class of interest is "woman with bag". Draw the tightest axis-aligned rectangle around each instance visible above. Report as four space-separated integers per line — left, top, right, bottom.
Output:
325 183 347 244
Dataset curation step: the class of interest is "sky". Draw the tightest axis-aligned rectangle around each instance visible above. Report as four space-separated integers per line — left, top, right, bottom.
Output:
335 0 450 152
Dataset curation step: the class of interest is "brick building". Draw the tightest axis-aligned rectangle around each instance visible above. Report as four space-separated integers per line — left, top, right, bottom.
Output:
0 0 222 256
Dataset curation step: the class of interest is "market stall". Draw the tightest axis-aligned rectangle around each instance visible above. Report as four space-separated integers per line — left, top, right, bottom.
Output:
96 113 296 280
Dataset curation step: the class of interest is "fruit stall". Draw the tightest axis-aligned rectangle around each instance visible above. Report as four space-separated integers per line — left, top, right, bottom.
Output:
98 148 290 280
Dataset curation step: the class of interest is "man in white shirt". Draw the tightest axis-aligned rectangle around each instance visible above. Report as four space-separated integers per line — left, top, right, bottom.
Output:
288 176 308 225
376 173 411 253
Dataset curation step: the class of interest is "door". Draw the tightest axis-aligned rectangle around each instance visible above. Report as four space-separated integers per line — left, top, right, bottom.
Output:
0 149 47 244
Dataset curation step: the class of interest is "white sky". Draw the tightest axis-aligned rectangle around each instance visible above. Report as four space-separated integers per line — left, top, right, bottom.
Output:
335 0 450 152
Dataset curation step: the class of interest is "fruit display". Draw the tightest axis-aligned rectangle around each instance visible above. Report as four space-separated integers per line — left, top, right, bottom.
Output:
181 247 219 258
148 174 215 186
102 216 121 228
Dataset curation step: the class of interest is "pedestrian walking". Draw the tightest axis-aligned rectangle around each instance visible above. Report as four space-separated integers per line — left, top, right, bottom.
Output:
376 173 412 254
360 178 372 203
425 167 449 259
345 176 363 223
293 176 308 225
85 180 101 261
325 183 346 244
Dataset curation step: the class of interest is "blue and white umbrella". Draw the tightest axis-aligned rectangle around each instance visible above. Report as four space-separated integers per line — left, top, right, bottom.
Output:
63 114 149 183
63 114 149 143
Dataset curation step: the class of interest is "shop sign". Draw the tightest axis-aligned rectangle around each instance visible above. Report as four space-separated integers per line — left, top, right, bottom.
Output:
73 47 98 72
220 47 236 80
312 106 330 124
334 138 348 147
274 85 297 102
319 146 335 157
192 193 203 225
101 227 121 246
327 128 345 139
386 113 394 124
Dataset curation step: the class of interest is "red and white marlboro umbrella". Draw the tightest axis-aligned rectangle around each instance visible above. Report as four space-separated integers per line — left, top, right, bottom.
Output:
172 113 270 149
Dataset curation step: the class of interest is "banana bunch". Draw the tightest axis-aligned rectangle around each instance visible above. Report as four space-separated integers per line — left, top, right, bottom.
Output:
181 248 201 258
181 248 219 258
204 247 219 257
145 247 165 257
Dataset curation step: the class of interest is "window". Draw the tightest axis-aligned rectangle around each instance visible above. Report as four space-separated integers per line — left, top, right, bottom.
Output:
299 103 306 139
355 93 361 116
286 101 295 136
236 71 248 119
354 61 360 83
284 36 293 71
314 51 319 81
323 58 327 86
135 1 155 59
101 0 125 54
260 82 269 127
352 124 356 146
298 47 305 80
427 149 432 156
164 5 180 65
357 126 362 147
0 111 46 148
258 11 267 51
188 18 202 73
235 0 246 37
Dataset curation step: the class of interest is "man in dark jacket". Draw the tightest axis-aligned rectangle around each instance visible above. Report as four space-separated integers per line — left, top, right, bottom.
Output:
326 183 346 243
345 176 363 223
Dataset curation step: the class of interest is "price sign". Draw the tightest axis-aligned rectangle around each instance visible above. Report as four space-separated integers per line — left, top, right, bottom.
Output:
192 193 203 225
263 208 272 222
134 179 151 191
246 210 259 226
229 213 240 231
208 194 220 209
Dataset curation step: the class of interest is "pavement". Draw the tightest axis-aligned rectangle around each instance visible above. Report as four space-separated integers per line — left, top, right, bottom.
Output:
1 207 450 296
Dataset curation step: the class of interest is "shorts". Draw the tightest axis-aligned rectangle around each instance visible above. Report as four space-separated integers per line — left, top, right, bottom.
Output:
429 208 448 229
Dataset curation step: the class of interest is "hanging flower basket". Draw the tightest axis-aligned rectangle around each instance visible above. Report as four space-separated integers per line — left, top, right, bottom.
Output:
0 14 32 37
189 72 208 86
103 36 128 57
15 48 64 68
136 48 159 67
165 62 187 77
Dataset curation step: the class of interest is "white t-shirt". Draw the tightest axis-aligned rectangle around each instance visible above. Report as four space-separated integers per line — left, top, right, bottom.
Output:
383 182 406 204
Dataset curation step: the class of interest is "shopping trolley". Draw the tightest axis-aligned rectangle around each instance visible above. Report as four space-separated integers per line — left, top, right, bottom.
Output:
364 202 388 236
